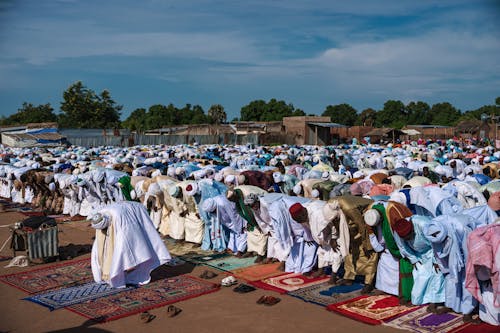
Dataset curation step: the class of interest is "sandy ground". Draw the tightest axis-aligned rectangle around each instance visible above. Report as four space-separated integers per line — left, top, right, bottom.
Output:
0 211 405 333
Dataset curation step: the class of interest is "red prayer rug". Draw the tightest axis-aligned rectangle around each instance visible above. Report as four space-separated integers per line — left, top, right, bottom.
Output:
66 274 220 322
383 306 468 332
249 272 329 294
0 258 93 294
449 322 500 333
326 294 420 325
231 262 282 282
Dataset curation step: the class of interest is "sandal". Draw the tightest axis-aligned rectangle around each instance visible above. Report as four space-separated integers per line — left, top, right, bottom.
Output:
221 276 237 287
200 270 218 279
257 295 269 304
167 305 182 318
140 311 156 323
263 296 281 306
233 284 256 293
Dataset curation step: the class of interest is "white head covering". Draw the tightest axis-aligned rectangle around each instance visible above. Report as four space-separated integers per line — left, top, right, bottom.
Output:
202 198 216 213
185 182 199 196
311 189 320 198
224 174 236 185
293 184 302 195
273 172 283 183
364 209 381 226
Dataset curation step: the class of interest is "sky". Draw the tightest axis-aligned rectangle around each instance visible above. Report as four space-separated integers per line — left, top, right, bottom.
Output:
0 0 499 121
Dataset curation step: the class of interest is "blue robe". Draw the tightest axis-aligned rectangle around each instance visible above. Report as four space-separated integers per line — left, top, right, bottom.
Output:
423 214 477 314
394 215 445 305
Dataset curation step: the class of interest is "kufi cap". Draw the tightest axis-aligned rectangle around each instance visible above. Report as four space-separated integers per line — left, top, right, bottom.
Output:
289 202 307 221
364 209 381 227
393 218 413 238
168 186 181 198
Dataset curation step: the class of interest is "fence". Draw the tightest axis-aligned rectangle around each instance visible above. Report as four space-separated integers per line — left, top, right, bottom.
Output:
61 128 259 147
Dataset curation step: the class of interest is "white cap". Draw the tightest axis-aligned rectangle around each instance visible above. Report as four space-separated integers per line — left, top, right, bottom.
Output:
364 209 381 226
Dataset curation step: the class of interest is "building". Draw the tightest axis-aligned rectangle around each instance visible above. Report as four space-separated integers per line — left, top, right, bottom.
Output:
1 122 66 148
282 116 347 145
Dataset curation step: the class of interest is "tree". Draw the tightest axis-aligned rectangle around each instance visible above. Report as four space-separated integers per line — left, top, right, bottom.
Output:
208 104 227 124
59 81 122 128
322 103 357 126
240 99 303 121
121 108 147 132
429 102 461 126
374 100 406 128
0 102 57 125
406 101 430 125
356 108 376 126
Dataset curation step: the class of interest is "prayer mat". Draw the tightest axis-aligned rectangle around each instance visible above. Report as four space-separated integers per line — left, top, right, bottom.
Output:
287 281 363 307
249 272 330 294
449 322 500 333
24 282 134 310
164 239 210 257
231 262 283 282
47 214 86 223
66 274 220 322
384 306 468 333
0 258 93 294
326 294 420 325
181 252 229 264
202 256 259 272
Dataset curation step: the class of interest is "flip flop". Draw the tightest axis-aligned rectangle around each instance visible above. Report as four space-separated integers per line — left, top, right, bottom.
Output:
140 311 156 323
167 305 182 318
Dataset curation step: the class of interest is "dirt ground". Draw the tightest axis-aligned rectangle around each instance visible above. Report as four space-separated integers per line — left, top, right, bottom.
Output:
0 211 405 333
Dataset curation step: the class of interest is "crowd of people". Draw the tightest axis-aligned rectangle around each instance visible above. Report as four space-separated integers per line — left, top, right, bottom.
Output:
0 138 499 326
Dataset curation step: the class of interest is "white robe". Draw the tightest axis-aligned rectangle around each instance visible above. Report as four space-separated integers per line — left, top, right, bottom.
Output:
91 201 171 288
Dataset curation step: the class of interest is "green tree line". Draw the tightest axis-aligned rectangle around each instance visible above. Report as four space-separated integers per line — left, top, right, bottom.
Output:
1 81 498 130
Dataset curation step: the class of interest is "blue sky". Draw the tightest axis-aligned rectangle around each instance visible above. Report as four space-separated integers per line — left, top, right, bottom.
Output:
0 0 499 121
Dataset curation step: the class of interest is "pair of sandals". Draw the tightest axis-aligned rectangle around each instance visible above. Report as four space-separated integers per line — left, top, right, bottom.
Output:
199 270 218 279
233 284 256 293
256 295 281 306
140 305 182 323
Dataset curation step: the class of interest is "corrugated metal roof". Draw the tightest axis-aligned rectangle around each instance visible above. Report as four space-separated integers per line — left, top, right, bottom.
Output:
307 122 348 128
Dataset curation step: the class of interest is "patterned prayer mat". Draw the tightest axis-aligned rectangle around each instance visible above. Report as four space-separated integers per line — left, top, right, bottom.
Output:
0 258 93 294
250 272 330 294
287 281 363 307
384 306 468 333
231 262 282 282
181 252 229 264
66 274 220 322
21 210 46 216
24 282 134 310
202 255 258 272
326 294 421 325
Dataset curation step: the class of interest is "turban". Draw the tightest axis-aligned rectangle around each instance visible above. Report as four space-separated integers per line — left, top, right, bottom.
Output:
293 184 302 195
273 172 283 183
289 202 307 221
364 209 381 227
393 218 413 238
185 182 198 196
225 174 236 184
369 184 394 197
214 172 224 182
321 171 330 180
487 191 500 211
311 189 320 198
202 198 216 213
